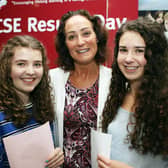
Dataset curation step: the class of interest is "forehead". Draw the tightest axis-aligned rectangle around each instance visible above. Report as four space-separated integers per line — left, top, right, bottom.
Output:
65 15 93 33
12 47 42 61
119 31 145 47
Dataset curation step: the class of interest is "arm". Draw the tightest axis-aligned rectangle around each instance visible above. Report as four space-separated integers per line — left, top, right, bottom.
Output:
97 154 133 168
0 139 4 168
45 147 64 168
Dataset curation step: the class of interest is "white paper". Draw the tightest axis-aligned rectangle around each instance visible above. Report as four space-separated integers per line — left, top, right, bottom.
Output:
91 129 112 168
3 122 54 168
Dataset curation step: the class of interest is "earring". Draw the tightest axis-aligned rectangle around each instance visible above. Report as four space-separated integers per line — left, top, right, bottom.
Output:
125 82 130 91
125 82 128 89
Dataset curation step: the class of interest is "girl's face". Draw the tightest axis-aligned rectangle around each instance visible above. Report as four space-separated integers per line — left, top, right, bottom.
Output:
164 19 168 31
11 47 43 99
156 12 163 24
117 31 147 83
65 15 98 66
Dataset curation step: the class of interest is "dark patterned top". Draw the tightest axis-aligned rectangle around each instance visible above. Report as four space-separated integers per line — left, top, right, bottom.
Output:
63 79 99 168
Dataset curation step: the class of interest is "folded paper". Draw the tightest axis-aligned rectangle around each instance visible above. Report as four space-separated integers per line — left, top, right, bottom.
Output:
91 129 112 168
3 122 54 168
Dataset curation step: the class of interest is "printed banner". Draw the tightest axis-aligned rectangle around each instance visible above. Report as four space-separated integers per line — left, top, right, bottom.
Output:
0 0 138 68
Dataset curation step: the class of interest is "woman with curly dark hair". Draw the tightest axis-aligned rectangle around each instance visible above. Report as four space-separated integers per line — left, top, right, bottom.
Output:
49 9 111 167
0 35 64 168
97 18 168 168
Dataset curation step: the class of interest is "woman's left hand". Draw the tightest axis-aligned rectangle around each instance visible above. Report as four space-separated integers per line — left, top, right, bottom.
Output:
97 154 133 168
45 147 64 168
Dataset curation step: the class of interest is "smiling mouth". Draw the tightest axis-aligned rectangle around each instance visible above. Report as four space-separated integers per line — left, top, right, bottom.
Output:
125 66 138 70
77 49 89 53
22 78 35 82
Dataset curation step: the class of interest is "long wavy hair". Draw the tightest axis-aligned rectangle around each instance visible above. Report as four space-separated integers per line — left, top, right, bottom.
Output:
102 18 168 156
55 9 109 71
0 35 54 127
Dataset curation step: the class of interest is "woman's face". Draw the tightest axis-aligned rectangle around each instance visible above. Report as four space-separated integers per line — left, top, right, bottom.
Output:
11 47 43 98
65 15 98 65
117 31 147 82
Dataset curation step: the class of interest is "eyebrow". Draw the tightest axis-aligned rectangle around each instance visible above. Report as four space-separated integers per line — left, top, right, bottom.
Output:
66 27 91 34
14 59 42 62
119 46 146 48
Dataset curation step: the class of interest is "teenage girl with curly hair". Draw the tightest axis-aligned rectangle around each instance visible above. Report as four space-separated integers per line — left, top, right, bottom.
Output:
98 18 168 168
0 35 64 168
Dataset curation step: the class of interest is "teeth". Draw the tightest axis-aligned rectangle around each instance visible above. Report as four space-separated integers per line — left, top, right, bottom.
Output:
77 49 89 53
126 66 137 70
23 79 34 82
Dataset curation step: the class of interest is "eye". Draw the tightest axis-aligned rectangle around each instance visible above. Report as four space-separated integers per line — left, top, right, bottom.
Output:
67 34 76 41
119 48 128 54
82 31 91 37
135 48 145 55
17 62 25 67
34 62 42 67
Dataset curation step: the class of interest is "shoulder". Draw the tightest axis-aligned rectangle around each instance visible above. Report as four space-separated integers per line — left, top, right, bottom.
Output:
0 111 8 137
99 65 112 79
49 67 70 85
49 67 64 76
49 67 69 78
0 110 5 123
100 65 112 73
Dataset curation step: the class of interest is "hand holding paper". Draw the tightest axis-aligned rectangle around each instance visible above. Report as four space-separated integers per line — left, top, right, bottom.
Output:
3 122 54 168
91 129 112 168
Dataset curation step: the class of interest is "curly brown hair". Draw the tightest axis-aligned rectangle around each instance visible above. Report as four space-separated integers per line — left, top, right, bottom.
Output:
55 9 109 71
102 18 168 156
0 35 54 127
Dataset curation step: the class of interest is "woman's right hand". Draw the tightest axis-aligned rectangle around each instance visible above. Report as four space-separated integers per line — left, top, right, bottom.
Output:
97 154 133 168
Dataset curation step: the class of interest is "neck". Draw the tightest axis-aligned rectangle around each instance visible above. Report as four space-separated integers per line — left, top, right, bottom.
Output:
121 81 140 112
129 80 141 96
16 91 30 105
73 61 99 77
70 62 99 89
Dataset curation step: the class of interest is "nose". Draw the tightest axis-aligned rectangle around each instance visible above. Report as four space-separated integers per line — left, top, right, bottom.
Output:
125 51 134 63
77 35 85 46
26 65 35 75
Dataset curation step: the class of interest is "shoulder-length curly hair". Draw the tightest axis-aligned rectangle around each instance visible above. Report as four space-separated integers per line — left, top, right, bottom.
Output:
102 18 168 156
55 9 108 71
0 35 54 127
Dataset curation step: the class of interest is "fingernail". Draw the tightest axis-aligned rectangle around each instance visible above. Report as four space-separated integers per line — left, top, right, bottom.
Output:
45 160 48 163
